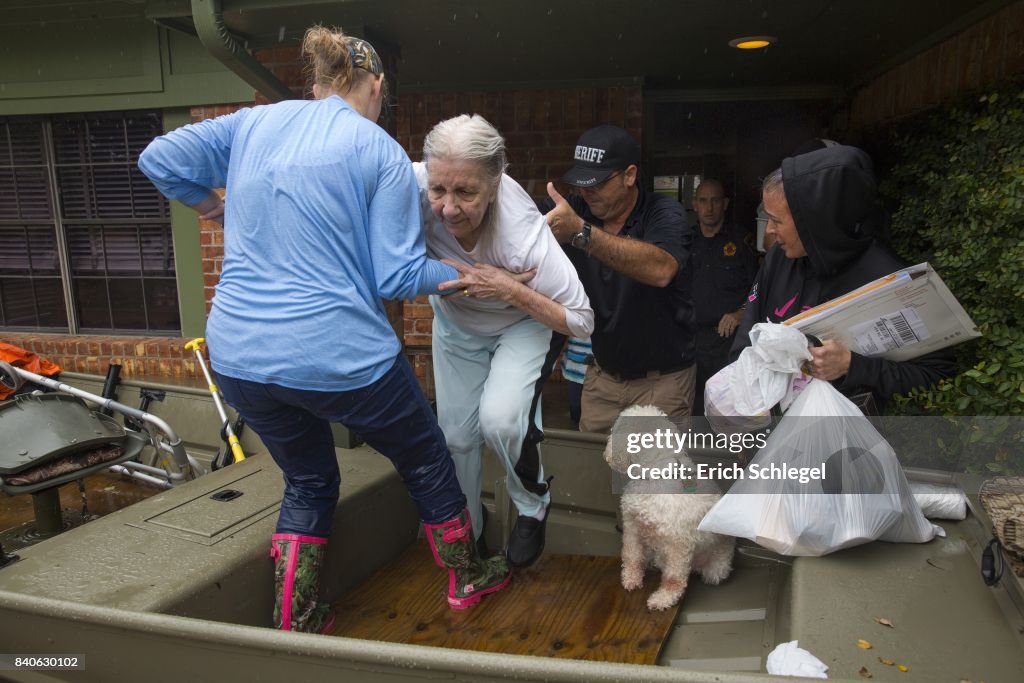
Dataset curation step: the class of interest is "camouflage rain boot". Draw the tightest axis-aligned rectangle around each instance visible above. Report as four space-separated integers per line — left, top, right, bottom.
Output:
270 533 336 633
424 508 512 609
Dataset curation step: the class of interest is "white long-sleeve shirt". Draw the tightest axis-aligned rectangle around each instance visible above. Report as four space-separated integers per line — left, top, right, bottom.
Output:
414 162 594 338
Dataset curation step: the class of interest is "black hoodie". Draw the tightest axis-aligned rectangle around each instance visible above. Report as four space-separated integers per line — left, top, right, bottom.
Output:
730 146 955 406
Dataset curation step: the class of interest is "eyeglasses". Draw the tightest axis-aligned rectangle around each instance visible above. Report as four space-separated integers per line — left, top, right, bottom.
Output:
581 170 624 192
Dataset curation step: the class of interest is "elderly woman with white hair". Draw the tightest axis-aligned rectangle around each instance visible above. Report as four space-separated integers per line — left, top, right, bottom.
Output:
416 114 594 568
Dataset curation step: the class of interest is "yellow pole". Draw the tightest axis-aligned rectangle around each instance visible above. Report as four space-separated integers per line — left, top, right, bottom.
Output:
185 338 246 463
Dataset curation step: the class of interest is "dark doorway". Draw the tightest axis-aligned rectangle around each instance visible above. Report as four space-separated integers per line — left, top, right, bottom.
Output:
644 96 834 237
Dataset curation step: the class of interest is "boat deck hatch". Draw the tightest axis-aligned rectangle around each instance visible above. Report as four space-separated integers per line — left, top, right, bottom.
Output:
130 468 280 545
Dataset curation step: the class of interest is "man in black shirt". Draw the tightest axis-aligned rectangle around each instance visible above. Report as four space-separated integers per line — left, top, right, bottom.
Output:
691 179 758 415
542 125 696 433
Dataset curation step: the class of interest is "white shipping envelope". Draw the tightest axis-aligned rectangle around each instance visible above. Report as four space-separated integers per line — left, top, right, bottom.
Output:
783 263 980 361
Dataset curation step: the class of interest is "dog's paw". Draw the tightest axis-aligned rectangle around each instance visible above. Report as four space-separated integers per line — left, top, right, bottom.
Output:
699 566 731 585
646 589 682 611
621 567 644 591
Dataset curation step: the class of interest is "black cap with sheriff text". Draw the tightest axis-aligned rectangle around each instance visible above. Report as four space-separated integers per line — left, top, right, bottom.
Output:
560 125 641 187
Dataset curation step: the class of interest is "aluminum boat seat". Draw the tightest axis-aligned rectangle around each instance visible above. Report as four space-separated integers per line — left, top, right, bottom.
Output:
0 393 147 496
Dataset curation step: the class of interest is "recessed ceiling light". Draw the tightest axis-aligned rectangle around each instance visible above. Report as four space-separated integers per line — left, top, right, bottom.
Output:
728 36 777 50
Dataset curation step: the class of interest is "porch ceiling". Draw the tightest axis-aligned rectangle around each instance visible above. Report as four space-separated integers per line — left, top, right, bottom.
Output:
4 0 1013 95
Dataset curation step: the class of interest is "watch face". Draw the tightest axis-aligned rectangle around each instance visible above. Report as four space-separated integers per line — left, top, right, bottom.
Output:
572 224 591 249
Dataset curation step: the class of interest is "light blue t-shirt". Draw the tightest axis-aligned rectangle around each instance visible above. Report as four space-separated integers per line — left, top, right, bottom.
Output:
139 96 456 390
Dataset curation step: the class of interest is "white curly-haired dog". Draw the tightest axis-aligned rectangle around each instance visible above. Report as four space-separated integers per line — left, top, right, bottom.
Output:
604 404 735 611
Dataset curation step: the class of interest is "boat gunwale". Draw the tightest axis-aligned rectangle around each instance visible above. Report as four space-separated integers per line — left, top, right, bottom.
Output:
0 587 841 683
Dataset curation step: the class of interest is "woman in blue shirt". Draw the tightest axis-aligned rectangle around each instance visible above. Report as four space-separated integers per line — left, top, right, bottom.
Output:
138 26 509 631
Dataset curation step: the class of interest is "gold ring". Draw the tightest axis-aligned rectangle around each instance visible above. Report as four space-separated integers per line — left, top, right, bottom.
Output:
463 289 471 297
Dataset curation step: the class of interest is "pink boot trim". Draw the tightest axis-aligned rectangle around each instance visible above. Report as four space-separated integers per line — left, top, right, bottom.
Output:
422 511 473 567
271 533 327 545
448 573 512 610
270 533 328 632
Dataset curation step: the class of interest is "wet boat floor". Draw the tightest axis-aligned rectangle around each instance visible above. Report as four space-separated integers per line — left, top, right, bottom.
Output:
330 538 680 664
0 471 162 553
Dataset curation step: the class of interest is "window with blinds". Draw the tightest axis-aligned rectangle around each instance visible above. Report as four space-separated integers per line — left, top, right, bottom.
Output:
0 111 179 333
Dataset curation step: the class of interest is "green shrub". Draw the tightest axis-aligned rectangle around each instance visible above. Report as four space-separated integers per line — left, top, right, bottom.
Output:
877 82 1024 417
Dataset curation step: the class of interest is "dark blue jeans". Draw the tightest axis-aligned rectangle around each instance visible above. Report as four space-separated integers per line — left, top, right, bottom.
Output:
214 355 465 537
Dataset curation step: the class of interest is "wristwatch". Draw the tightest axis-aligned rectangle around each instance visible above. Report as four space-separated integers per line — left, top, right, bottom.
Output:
570 222 593 251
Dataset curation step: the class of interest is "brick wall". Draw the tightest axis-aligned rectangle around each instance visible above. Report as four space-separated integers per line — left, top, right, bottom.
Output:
198 211 223 314
3 333 203 380
849 0 1024 129
253 46 305 103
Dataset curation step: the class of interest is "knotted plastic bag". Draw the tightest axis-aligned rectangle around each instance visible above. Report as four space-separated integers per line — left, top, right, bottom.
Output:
704 323 812 432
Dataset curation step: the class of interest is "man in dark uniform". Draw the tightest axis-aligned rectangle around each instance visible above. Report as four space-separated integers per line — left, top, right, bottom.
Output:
690 179 758 415
542 125 696 433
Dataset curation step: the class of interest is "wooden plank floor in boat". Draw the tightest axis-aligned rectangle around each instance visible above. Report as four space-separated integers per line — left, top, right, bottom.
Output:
329 539 679 664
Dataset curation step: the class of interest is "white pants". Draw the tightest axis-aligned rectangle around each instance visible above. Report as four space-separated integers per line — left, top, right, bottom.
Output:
431 301 552 540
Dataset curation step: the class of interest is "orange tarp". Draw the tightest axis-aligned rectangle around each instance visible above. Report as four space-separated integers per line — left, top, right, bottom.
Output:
0 342 63 400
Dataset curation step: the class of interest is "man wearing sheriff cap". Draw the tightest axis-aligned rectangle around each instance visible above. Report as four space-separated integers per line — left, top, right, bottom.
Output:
542 125 696 432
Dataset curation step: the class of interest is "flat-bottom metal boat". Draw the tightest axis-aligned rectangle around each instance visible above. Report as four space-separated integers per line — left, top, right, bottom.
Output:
1 371 1022 683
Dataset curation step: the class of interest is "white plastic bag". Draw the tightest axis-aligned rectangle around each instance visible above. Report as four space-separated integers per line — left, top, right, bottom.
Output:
766 640 829 678
699 379 941 556
910 481 968 520
704 323 812 430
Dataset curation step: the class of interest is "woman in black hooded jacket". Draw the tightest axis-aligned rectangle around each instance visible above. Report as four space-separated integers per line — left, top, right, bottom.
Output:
729 145 955 409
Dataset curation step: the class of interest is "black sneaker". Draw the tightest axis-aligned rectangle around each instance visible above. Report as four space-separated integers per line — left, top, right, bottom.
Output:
506 501 550 568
